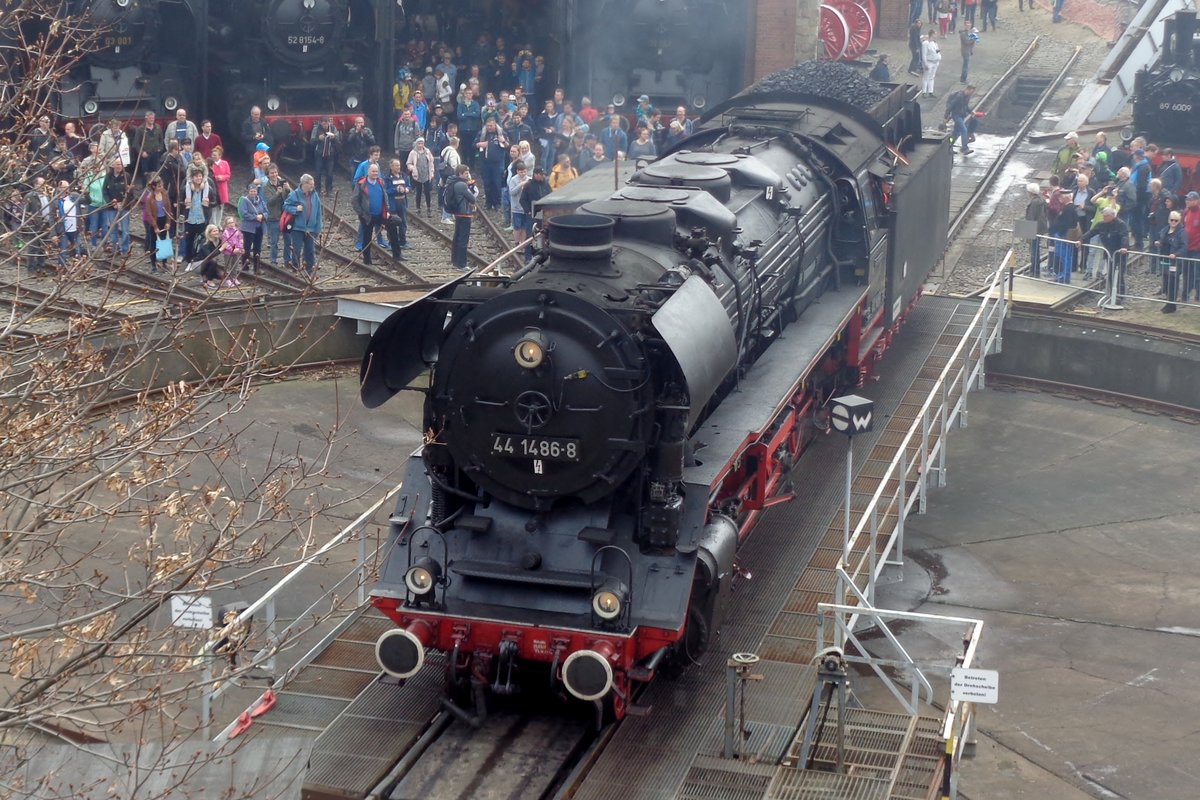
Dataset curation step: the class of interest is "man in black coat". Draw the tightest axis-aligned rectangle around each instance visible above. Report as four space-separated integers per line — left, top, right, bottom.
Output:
240 106 274 154
444 164 478 270
1079 205 1130 292
908 20 924 76
518 166 551 258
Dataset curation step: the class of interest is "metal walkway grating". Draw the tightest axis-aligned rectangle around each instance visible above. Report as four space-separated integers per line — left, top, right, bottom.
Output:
765 769 891 800
678 756 778 800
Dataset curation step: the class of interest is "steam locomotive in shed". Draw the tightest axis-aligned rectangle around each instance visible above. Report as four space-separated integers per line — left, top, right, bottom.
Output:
1133 9 1200 194
207 0 387 162
359 65 951 721
565 0 745 115
58 0 200 122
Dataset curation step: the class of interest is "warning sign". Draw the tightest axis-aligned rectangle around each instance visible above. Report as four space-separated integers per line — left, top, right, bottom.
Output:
951 667 999 704
170 594 214 630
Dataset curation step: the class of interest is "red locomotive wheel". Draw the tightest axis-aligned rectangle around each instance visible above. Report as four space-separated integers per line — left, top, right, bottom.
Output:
819 4 851 61
831 0 875 61
857 0 877 26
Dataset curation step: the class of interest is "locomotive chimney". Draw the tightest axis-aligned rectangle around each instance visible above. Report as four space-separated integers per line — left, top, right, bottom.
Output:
547 213 614 262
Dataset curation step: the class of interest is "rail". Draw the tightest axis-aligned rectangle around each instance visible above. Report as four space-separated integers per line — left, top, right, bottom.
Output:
198 482 404 736
948 42 1080 242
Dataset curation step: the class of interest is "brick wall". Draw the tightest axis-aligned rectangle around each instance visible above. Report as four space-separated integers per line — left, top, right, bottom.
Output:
748 0 854 81
751 0 800 80
878 0 911 39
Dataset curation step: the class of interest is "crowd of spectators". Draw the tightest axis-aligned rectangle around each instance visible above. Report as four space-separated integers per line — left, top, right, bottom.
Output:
4 28 699 277
1027 130 1200 313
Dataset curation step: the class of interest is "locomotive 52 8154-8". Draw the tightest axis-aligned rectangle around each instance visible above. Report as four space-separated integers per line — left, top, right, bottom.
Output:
359 63 951 722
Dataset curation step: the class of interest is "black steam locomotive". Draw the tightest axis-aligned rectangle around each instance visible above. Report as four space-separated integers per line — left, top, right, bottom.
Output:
58 0 200 121
1133 9 1200 194
208 0 388 160
360 68 950 720
566 0 744 115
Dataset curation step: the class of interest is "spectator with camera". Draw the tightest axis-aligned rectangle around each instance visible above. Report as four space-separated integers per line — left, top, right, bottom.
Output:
311 115 340 195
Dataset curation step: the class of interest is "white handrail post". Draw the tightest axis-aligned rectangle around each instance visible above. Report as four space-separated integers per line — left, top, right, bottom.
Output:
894 446 906 566
201 661 213 738
357 522 369 606
920 409 930 513
868 504 878 607
265 597 278 673
938 383 948 488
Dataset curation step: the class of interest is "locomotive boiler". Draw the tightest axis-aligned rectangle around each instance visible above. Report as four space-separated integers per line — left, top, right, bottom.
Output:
58 0 199 121
360 66 950 721
1133 9 1200 195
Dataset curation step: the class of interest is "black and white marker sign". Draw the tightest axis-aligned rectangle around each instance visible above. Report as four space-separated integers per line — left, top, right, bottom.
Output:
830 394 875 435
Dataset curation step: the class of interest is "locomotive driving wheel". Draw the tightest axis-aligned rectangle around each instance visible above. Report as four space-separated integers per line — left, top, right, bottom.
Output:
832 0 875 61
819 4 850 60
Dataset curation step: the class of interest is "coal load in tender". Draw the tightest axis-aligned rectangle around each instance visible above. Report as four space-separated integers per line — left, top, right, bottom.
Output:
746 61 891 110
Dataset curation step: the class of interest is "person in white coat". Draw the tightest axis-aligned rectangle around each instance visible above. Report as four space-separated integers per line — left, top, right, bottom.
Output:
921 32 942 96
98 118 131 170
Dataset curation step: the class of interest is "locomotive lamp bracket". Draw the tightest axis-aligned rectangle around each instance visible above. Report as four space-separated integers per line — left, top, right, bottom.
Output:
589 546 634 628
404 526 449 607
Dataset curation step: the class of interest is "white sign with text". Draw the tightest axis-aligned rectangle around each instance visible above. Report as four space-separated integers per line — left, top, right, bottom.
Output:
951 667 999 704
170 594 214 630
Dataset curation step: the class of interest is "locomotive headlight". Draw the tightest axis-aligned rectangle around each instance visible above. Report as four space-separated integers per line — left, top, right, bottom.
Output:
612 93 626 108
514 330 549 370
116 0 130 6
302 0 316 8
691 95 707 110
405 557 442 596
82 99 99 115
592 590 622 619
345 95 360 109
266 95 281 112
163 96 178 111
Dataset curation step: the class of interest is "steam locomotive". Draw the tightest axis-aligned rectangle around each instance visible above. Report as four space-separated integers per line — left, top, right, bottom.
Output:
207 0 389 162
565 0 744 115
1133 9 1200 194
359 70 949 721
58 0 199 122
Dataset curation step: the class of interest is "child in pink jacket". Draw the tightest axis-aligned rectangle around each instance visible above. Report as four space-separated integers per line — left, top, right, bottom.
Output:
218 216 244 286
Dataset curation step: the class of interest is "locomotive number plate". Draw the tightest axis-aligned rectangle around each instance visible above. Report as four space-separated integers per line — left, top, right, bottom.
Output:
490 433 581 462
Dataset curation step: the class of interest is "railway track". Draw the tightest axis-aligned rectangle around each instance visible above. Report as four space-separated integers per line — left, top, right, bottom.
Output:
947 38 1081 242
987 306 1200 421
287 167 517 284
376 711 596 800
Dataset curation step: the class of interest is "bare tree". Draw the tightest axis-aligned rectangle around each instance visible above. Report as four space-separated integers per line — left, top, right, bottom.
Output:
0 4 365 792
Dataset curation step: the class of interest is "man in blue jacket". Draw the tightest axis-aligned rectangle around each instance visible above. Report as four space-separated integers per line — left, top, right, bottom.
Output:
352 162 389 266
457 88 483 168
282 174 323 275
